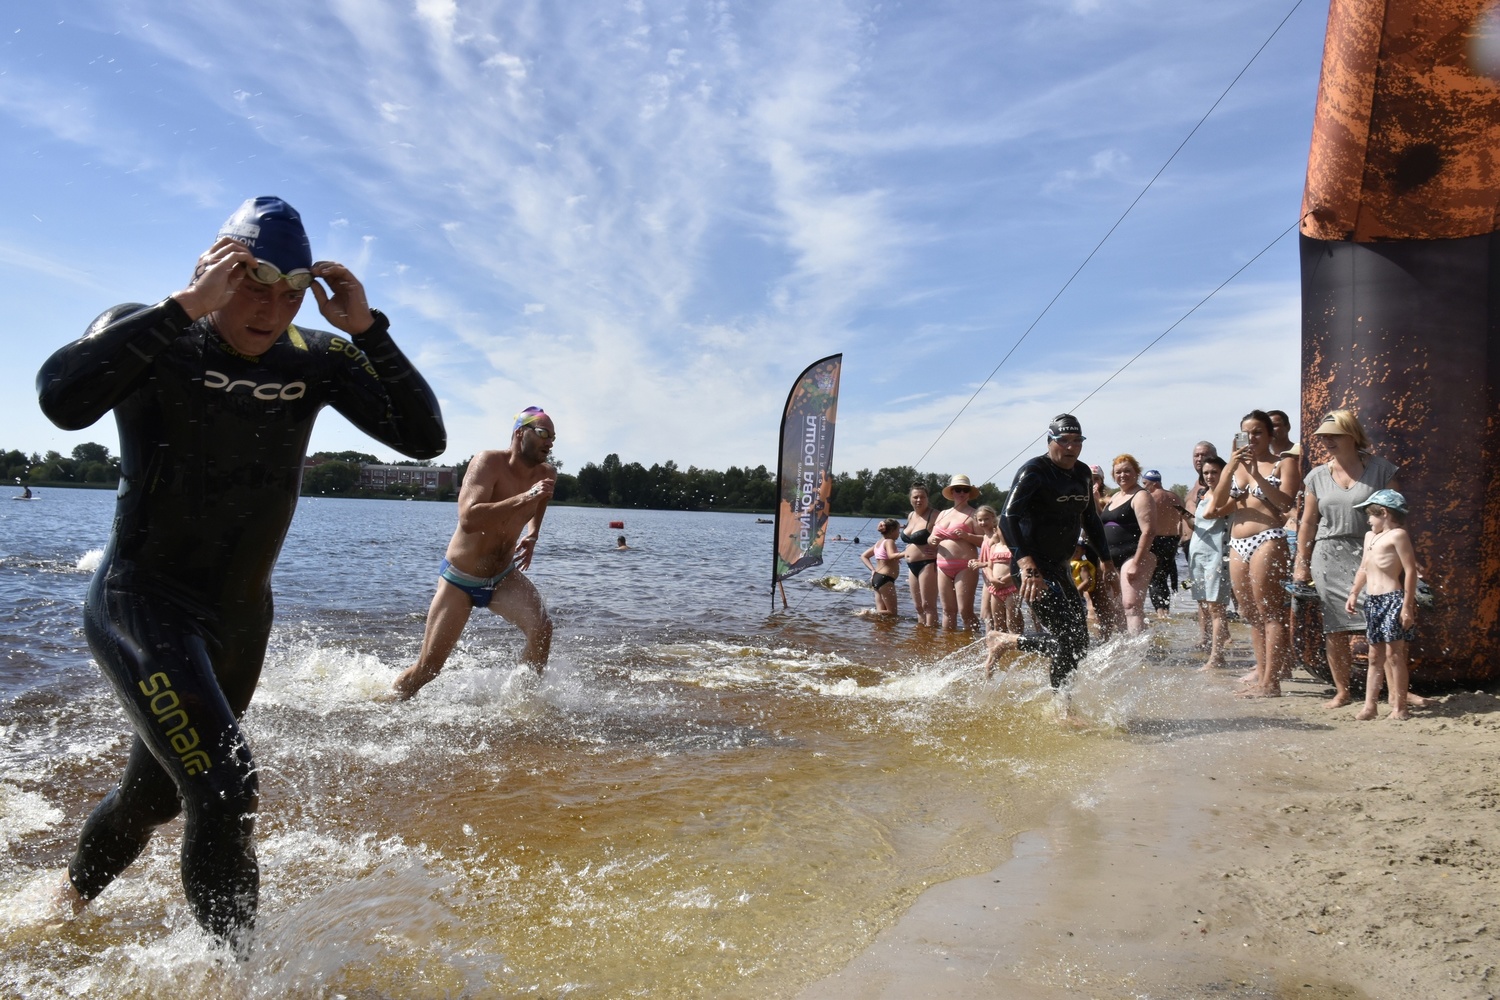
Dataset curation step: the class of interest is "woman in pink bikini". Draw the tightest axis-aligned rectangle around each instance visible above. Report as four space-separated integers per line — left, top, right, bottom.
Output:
1208 409 1302 696
932 474 984 629
901 483 940 627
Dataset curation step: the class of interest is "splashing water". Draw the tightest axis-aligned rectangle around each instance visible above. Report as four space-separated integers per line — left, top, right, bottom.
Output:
0 494 1236 997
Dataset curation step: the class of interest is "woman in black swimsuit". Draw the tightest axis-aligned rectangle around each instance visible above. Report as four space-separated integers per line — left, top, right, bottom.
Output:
901 483 939 627
1098 454 1156 635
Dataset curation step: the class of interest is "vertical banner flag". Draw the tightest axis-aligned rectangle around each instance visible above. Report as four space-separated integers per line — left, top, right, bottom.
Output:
772 354 842 606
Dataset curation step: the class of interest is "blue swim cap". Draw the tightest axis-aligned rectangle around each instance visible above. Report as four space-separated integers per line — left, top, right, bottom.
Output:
1143 469 1162 482
217 197 312 273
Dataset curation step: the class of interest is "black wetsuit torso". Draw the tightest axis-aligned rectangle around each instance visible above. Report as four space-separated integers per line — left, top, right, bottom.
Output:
37 298 445 946
1000 455 1111 688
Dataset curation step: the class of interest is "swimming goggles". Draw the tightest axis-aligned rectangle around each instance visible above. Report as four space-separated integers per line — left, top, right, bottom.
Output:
245 259 314 291
525 425 555 441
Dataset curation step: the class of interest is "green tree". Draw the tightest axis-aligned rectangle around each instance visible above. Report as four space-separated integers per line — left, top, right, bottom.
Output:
312 450 380 466
71 442 111 464
302 460 361 495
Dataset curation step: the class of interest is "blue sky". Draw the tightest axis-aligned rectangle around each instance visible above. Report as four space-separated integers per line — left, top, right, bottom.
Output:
2 0 1323 491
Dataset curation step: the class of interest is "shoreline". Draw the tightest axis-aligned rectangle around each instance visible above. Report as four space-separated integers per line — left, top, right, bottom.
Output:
800 670 1500 1000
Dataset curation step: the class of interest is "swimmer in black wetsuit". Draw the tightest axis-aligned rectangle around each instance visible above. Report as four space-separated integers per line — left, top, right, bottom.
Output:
994 414 1115 696
37 197 446 952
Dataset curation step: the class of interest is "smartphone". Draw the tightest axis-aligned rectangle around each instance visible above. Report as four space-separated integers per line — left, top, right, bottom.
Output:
1233 432 1250 451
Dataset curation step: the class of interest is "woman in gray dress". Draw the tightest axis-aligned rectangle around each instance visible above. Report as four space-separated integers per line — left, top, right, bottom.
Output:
1293 409 1398 708
1191 455 1232 669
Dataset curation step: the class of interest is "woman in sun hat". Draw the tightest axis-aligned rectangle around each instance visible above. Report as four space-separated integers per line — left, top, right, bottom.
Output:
931 474 984 629
1293 408 1405 709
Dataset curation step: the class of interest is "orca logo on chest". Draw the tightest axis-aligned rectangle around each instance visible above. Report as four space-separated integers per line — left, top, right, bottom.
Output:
203 370 307 401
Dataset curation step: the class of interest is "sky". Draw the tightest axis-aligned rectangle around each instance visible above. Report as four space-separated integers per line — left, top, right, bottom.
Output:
1 0 1327 492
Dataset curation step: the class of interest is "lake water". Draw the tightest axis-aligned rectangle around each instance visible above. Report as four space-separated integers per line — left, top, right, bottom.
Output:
0 488 1203 998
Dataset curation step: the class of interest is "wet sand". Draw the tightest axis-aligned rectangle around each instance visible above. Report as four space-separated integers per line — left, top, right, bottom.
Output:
802 670 1500 1000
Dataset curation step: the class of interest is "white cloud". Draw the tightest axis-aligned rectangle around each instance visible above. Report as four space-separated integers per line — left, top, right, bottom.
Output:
0 0 1323 475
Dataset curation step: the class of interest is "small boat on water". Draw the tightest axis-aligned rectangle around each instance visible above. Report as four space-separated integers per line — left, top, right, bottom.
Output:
755 517 773 524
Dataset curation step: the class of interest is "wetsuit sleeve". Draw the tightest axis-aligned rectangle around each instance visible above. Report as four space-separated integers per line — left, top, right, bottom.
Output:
999 464 1038 561
325 310 447 460
36 300 194 431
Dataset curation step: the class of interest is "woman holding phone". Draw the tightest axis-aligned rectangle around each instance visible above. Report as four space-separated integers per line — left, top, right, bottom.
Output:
1209 409 1302 696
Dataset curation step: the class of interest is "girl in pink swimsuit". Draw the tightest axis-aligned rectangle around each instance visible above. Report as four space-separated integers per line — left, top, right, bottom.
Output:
933 475 983 629
970 505 1021 633
858 519 903 617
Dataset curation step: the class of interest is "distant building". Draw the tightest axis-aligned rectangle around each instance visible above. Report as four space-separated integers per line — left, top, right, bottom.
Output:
358 463 456 494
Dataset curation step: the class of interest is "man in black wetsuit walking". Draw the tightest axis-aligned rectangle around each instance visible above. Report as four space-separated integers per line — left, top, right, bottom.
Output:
37 197 446 951
994 414 1115 703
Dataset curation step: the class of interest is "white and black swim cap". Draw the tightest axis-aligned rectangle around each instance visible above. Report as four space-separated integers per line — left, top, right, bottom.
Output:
1047 413 1083 439
218 197 312 274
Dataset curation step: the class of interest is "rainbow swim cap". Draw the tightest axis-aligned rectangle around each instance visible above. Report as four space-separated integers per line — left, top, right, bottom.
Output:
513 406 546 431
218 197 312 274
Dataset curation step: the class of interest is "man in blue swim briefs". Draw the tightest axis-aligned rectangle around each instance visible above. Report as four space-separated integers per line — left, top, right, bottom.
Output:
392 406 557 699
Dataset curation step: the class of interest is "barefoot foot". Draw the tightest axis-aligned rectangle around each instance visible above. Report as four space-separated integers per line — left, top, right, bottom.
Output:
1323 694 1352 709
1355 704 1378 721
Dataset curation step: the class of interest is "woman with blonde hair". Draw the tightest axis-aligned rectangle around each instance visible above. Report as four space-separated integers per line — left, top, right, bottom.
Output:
1293 409 1408 708
1209 409 1303 696
1097 453 1155 634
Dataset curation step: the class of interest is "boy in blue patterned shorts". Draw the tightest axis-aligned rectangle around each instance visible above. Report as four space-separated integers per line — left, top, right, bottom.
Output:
1345 489 1419 720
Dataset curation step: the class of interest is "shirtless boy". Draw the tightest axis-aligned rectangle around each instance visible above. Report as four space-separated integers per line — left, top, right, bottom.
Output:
1345 489 1419 721
392 406 557 699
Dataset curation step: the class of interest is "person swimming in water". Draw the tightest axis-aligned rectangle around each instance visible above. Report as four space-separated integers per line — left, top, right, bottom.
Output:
391 406 557 699
37 196 446 952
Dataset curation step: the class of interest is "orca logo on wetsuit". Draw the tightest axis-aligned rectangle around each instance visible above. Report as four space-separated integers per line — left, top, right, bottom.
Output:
203 370 307 401
1057 494 1089 503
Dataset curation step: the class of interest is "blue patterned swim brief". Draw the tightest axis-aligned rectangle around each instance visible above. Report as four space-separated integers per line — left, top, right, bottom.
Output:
1365 590 1417 644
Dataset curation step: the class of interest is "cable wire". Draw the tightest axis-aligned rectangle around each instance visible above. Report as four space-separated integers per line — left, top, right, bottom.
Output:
777 0 1306 613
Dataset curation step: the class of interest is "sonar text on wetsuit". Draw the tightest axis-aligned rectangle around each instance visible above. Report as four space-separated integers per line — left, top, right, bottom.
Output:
1000 455 1111 688
37 297 445 946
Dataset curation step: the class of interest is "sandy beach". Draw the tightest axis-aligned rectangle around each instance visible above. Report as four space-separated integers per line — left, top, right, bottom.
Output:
802 666 1500 1000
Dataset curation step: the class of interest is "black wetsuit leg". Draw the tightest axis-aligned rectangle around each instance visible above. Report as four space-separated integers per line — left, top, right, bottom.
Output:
1014 562 1091 688
1148 536 1178 611
70 572 269 947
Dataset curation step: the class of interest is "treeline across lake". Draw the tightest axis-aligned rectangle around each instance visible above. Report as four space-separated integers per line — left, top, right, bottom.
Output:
555 456 1002 516
5 441 1007 518
2 443 119 486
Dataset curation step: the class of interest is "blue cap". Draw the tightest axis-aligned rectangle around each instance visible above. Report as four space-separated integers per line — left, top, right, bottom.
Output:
217 197 312 273
1142 469 1162 482
1354 488 1408 515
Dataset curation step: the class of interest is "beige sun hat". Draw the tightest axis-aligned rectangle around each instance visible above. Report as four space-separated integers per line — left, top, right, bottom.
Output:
942 474 978 502
1314 410 1362 437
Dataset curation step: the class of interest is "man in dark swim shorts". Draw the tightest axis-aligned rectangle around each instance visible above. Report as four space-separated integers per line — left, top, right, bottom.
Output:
391 406 557 699
995 414 1115 701
37 197 446 952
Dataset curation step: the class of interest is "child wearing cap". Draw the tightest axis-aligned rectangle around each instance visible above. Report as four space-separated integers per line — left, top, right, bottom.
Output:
1345 490 1419 720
